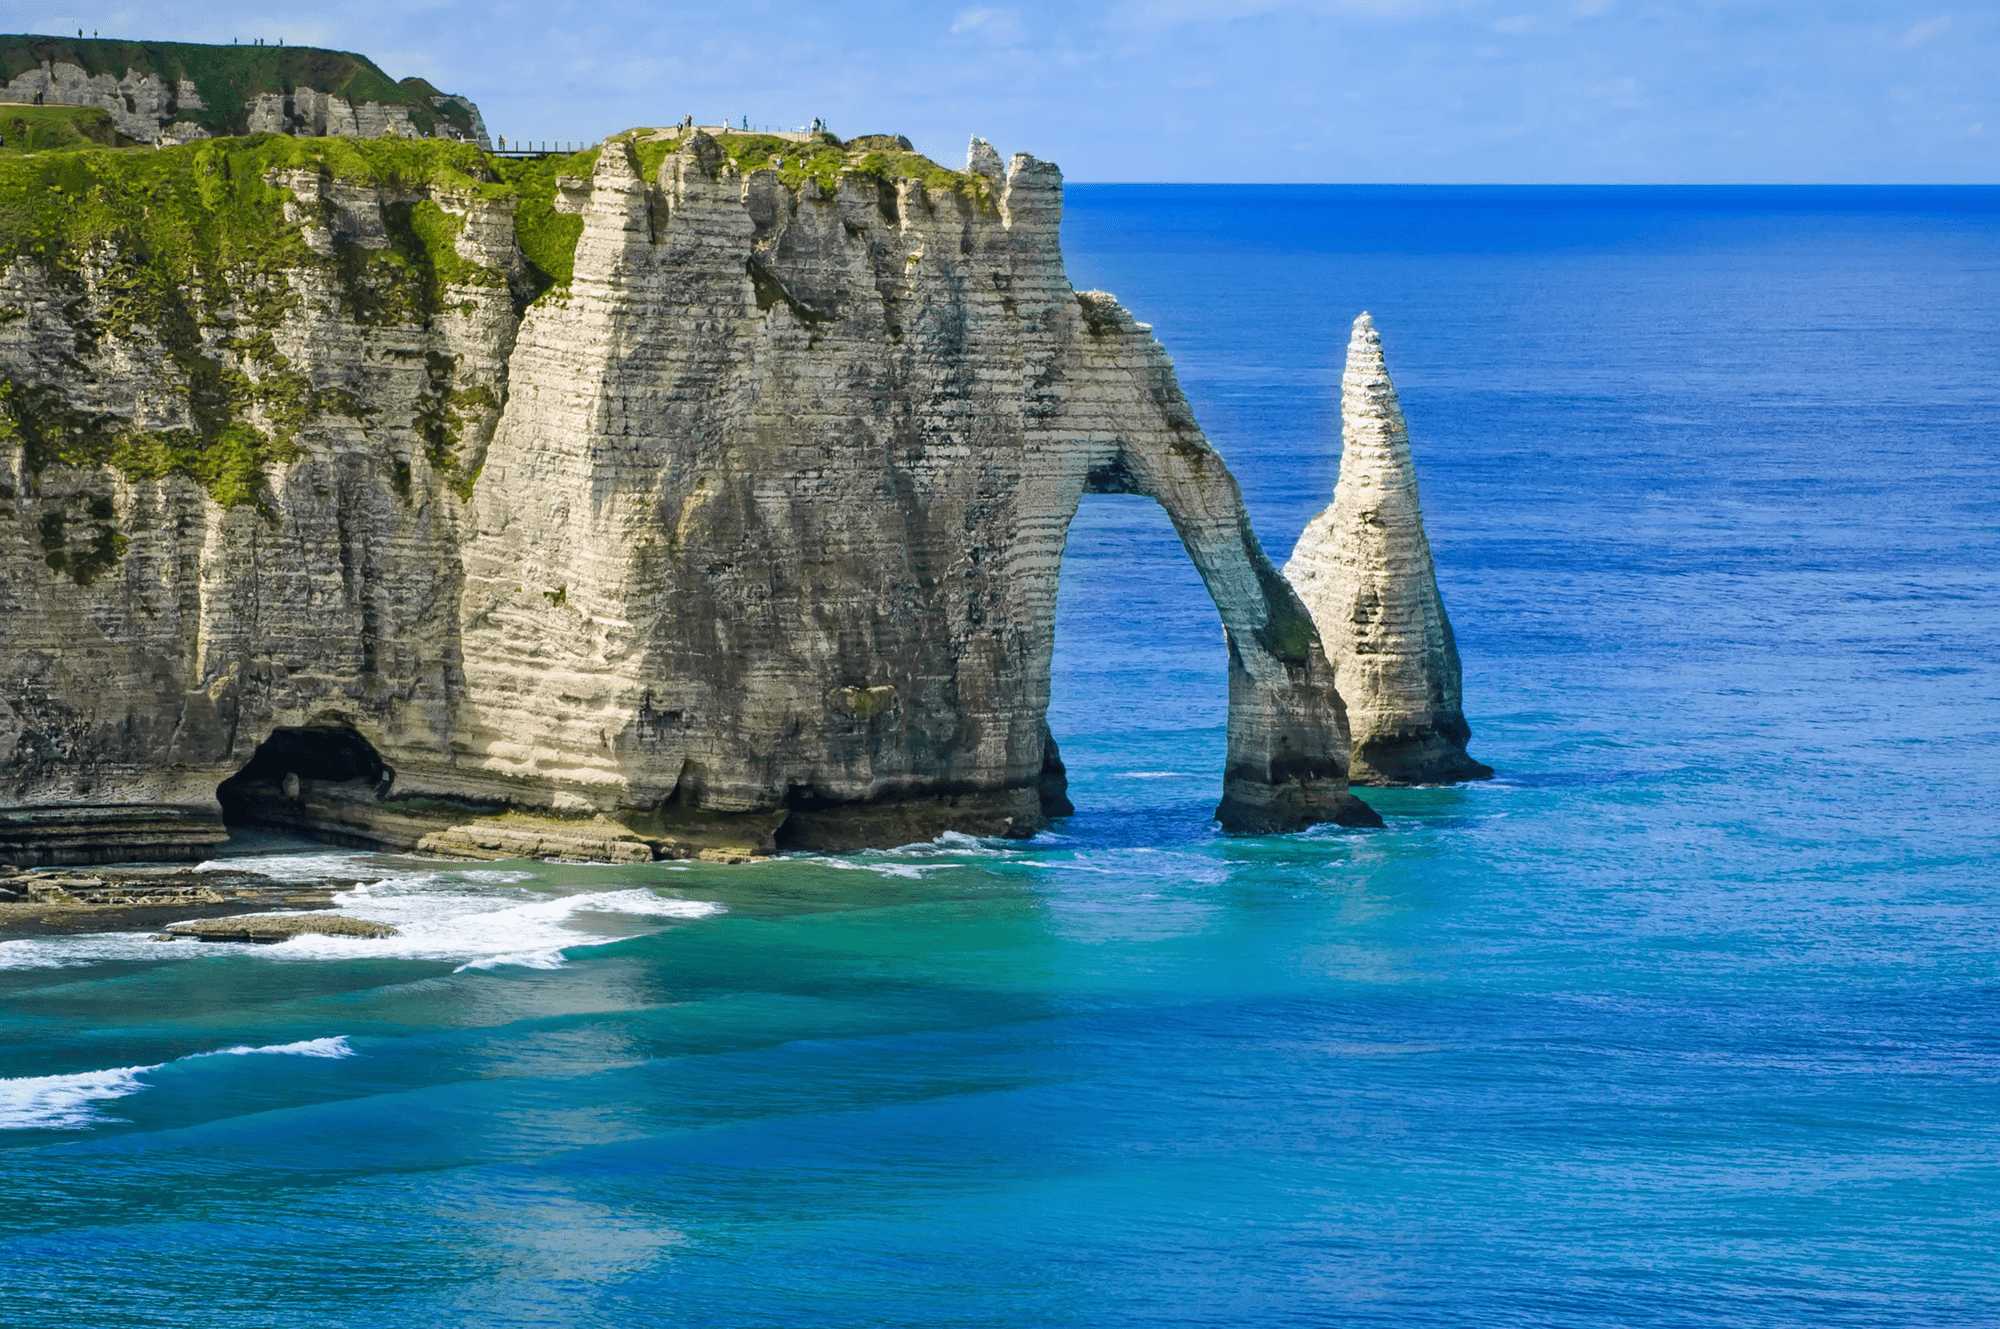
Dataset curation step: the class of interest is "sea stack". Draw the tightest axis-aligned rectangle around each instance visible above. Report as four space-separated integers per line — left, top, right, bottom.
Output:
1285 313 1492 786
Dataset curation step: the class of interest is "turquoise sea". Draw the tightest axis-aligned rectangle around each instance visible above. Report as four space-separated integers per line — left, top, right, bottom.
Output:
4 186 1998 1326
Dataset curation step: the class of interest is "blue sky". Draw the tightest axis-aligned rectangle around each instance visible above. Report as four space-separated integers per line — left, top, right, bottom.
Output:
13 1 1997 181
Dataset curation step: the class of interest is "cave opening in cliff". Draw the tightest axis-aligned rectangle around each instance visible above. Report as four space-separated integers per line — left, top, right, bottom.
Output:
216 725 393 836
1050 494 1230 821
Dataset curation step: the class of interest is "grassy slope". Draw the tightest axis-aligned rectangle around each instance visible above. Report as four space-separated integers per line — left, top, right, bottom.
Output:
0 104 126 153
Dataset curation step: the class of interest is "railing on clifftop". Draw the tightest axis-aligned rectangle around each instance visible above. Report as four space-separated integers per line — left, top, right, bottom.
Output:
488 124 827 158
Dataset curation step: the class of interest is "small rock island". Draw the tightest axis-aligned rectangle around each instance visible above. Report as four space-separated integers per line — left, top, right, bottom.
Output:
0 40 1500 867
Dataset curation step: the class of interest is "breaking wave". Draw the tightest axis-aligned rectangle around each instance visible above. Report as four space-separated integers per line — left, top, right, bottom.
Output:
0 853 724 973
0 1036 355 1131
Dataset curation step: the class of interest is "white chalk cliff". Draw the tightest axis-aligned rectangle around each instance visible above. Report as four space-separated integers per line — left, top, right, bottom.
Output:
1285 313 1490 786
0 127 1380 865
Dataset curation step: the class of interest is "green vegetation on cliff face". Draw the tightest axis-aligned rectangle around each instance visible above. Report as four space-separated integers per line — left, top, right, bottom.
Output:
494 147 598 294
0 125 998 515
0 35 475 138
0 135 506 508
0 105 128 154
0 132 501 280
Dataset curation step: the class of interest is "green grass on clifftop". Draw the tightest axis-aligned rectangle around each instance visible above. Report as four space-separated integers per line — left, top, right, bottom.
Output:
608 127 996 212
494 146 599 294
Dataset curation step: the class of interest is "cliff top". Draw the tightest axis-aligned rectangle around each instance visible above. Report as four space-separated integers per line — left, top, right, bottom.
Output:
0 123 1005 282
0 34 478 139
0 127 1026 505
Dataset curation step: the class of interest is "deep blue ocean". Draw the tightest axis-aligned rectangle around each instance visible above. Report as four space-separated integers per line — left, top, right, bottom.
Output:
3 186 1998 1326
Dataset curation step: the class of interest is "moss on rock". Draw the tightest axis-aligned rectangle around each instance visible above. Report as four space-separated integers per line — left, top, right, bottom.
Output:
0 134 511 506
0 124 990 513
0 105 129 154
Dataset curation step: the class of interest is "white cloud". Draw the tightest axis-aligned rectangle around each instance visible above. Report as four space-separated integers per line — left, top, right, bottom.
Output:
951 6 1028 43
1493 14 1533 34
1899 15 1951 47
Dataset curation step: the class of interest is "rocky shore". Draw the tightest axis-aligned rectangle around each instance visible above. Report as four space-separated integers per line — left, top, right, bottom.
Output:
0 862 364 937
153 912 398 943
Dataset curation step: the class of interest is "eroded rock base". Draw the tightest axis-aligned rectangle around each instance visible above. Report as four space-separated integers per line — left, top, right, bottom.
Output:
1350 724 1496 787
223 778 785 865
776 787 1044 853
1216 781 1383 834
0 805 227 868
220 774 1058 862
0 863 361 937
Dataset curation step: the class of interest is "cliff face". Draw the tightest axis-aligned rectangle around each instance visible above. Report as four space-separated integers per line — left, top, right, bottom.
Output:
0 128 1378 864
1285 313 1490 786
0 36 488 147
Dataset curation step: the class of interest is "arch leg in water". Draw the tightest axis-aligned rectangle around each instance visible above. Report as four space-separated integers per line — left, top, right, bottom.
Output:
1054 292 1383 833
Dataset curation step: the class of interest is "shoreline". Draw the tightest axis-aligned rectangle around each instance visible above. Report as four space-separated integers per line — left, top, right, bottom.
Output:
0 865 361 939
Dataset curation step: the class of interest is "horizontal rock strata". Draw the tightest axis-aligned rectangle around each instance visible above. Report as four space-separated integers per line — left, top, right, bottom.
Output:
0 862 362 935
1 126 1379 861
1285 313 1490 785
0 35 488 146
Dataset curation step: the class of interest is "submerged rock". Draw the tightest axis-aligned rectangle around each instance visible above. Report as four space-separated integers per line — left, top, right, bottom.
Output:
1285 313 1492 786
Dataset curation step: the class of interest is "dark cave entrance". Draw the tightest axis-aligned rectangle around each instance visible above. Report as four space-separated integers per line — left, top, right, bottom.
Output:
216 725 393 834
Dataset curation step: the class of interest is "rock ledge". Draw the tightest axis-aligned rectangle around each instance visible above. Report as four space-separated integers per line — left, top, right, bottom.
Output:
154 913 398 943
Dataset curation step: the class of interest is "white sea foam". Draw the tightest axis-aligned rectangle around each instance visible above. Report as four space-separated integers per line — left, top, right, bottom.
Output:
0 1065 152 1130
1122 770 1187 779
784 826 1026 879
0 851 724 973
0 1036 356 1130
804 857 937 879
0 934 148 970
194 850 400 882
454 949 568 974
202 1036 354 1059
267 884 724 966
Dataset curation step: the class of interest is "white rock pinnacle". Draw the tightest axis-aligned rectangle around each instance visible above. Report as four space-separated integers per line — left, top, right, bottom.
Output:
1285 312 1491 785
966 136 1005 184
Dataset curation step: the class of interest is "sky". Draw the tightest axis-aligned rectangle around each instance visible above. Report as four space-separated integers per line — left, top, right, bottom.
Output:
8 1 1997 182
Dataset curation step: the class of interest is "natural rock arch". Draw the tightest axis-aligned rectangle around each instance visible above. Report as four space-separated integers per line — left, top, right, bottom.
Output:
449 135 1380 845
0 129 1382 862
